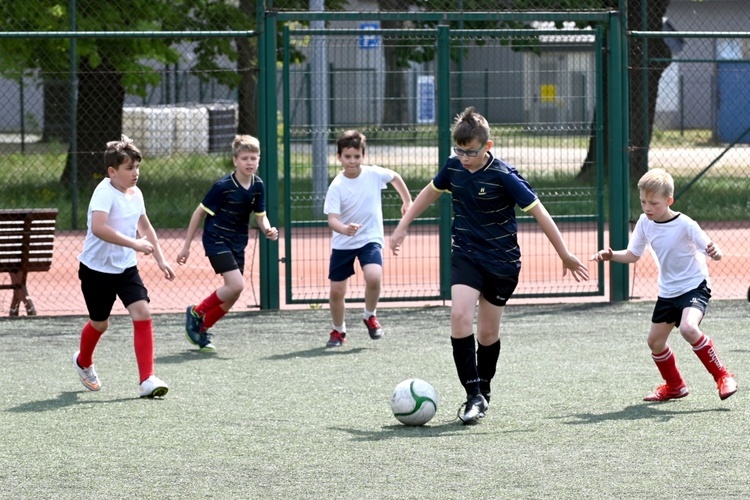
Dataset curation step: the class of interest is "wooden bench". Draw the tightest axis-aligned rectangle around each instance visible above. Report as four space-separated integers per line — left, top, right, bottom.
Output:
0 209 58 316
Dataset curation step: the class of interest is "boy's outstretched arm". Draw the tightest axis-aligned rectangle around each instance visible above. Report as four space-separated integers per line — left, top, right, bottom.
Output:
256 213 279 241
590 247 639 264
138 213 176 281
390 183 441 256
528 202 589 282
388 172 413 215
176 205 206 265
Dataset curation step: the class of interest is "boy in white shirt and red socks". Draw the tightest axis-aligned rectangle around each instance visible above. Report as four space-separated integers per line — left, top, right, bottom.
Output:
592 168 737 401
74 136 175 398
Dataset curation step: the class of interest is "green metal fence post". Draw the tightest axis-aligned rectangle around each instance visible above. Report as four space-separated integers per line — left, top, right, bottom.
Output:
282 25 293 307
437 25 451 301
608 9 630 301
69 0 79 230
595 25 606 296
259 2 280 309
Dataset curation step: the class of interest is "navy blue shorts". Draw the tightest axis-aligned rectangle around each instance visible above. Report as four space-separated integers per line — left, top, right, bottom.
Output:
451 253 519 307
208 252 242 275
203 234 245 274
328 242 383 282
652 280 711 327
78 263 150 321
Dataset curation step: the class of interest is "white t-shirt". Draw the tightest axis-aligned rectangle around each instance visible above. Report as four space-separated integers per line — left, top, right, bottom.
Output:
78 178 145 273
323 165 394 250
628 212 712 298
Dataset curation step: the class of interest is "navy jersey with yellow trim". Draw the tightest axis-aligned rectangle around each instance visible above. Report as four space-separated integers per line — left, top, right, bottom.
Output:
201 171 266 252
432 152 538 272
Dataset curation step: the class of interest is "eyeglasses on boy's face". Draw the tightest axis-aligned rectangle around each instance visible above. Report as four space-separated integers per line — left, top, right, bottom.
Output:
452 142 487 157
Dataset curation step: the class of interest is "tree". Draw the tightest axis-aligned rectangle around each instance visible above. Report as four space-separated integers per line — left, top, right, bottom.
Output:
0 1 186 186
580 0 673 181
0 0 345 188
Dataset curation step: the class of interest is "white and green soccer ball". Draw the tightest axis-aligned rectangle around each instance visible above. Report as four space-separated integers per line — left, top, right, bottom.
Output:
390 378 438 426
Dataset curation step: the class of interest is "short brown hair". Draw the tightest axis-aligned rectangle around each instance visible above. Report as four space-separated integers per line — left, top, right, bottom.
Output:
104 135 142 169
336 130 366 155
452 106 490 146
232 135 261 157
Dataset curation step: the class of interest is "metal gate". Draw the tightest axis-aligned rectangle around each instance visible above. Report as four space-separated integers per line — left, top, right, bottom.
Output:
262 12 622 306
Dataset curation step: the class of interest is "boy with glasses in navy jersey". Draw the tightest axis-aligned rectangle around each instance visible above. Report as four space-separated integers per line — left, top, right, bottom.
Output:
390 107 589 424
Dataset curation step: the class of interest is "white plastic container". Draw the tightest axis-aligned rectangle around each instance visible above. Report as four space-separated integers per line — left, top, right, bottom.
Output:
174 106 209 154
122 106 175 156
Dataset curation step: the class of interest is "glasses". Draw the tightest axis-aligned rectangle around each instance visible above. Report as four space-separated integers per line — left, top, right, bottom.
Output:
452 142 486 157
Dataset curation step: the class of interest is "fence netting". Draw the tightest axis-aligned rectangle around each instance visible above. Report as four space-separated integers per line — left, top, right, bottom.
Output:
1 0 749 316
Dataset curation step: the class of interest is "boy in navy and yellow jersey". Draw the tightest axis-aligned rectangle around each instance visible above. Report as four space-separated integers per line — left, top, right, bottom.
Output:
177 135 278 351
390 107 589 424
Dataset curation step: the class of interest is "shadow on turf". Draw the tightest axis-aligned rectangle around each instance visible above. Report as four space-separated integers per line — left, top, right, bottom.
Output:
560 403 731 425
156 350 227 364
262 346 369 360
6 391 136 413
332 418 515 441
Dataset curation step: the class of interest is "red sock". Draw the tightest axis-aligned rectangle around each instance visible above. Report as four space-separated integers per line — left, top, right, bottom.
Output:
194 291 223 317
692 334 727 381
78 321 104 368
202 305 228 331
651 346 685 387
133 319 154 383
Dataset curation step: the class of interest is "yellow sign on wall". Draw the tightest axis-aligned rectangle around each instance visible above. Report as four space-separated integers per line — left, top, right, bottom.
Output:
540 84 557 103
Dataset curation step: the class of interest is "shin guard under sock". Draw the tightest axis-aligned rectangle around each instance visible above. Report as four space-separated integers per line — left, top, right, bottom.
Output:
651 346 685 387
202 305 228 331
78 321 104 368
195 291 223 317
477 340 501 399
691 334 727 381
133 319 154 383
452 335 480 396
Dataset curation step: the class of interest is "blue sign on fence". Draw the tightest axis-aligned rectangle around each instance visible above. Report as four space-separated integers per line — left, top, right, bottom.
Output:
358 22 381 49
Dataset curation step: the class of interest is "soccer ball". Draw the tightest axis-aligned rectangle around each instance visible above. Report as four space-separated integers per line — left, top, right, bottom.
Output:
390 378 438 426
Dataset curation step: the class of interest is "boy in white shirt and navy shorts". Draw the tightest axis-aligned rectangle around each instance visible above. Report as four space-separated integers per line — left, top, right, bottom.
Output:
323 130 412 348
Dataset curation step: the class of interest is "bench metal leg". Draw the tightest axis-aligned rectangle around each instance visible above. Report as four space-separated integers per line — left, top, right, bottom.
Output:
8 271 36 316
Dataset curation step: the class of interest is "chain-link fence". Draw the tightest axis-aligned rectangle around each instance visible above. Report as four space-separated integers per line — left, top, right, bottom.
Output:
0 0 262 315
280 25 606 304
627 1 750 300
1 1 749 316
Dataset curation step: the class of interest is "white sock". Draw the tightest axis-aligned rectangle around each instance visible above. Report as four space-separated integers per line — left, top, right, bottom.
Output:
364 309 376 320
334 323 346 333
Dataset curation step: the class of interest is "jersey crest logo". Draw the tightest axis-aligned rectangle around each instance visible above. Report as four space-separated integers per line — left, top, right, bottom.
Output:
478 187 486 196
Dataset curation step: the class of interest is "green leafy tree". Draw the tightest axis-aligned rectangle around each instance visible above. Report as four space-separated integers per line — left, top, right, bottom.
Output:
0 0 343 187
0 1 188 185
